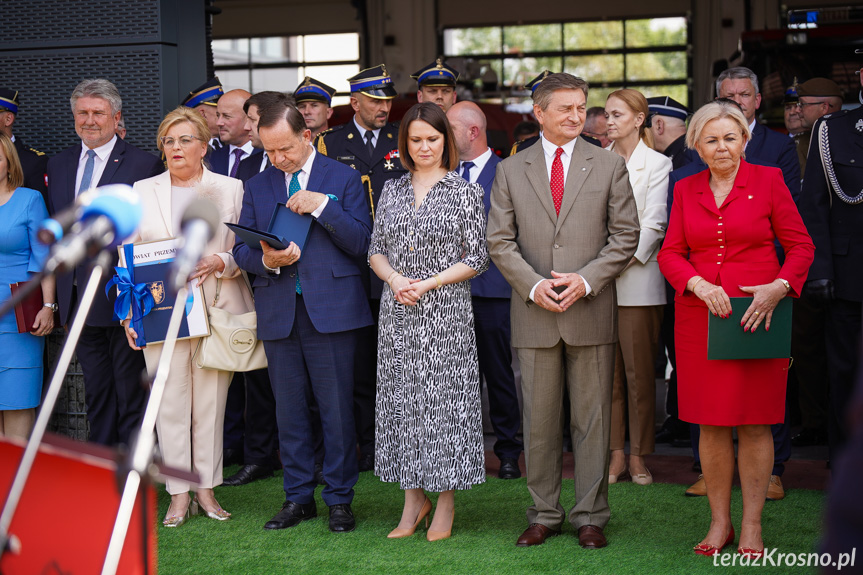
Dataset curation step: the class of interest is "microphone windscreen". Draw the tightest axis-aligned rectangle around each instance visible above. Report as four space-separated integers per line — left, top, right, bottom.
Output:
180 197 220 241
81 184 142 241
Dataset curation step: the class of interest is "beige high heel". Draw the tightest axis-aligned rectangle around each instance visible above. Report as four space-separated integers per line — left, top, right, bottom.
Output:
388 496 432 538
427 508 454 542
190 497 231 521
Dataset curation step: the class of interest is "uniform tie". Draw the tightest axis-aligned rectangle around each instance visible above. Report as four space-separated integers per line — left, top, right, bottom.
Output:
229 148 245 178
289 170 303 294
78 149 97 196
461 161 475 182
364 131 375 158
550 147 564 215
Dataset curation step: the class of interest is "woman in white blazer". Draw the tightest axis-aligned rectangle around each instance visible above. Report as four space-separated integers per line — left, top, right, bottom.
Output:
121 107 255 526
605 89 672 485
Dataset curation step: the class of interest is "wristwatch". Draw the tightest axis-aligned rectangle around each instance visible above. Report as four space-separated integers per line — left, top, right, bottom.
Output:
43 302 58 312
777 278 791 293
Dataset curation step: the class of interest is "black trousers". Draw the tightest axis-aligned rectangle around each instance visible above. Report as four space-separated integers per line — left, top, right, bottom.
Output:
827 298 863 458
353 298 379 458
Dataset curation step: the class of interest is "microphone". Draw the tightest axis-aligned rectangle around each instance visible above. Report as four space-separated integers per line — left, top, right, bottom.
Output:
42 184 142 275
38 184 134 245
168 198 220 296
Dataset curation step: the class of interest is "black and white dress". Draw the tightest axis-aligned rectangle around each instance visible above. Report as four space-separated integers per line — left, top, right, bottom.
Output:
369 171 489 491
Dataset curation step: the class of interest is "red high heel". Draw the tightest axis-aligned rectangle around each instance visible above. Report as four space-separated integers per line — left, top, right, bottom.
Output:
693 527 735 556
737 547 764 559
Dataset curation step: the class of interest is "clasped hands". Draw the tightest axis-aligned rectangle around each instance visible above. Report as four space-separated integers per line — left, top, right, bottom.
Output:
691 278 788 332
390 274 435 306
533 271 586 313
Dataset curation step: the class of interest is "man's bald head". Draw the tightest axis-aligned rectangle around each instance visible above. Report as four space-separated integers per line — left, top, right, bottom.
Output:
217 89 252 146
446 101 488 161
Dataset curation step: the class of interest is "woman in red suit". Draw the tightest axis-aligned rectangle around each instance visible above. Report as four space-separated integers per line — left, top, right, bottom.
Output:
658 100 813 558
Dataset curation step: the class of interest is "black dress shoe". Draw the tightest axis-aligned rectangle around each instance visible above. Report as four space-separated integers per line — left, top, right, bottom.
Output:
264 500 317 530
499 458 522 479
358 453 375 472
314 462 326 486
223 464 273 486
328 503 355 532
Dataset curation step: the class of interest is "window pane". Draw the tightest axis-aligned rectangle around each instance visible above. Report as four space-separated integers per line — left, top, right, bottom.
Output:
300 64 360 93
503 57 562 88
444 27 502 56
626 52 687 81
564 21 624 50
250 36 293 63
212 38 249 66
216 69 251 93
564 54 624 83
625 17 687 48
304 33 360 62
629 84 689 107
251 68 301 93
585 86 617 110
503 24 560 53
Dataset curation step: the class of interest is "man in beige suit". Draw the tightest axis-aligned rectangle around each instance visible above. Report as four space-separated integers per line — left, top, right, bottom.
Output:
487 73 639 549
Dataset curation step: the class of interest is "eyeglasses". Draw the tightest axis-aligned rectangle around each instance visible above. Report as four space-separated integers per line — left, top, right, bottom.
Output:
160 135 204 148
795 101 825 109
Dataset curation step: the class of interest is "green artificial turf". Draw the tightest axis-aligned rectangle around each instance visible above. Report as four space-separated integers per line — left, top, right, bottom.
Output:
156 468 825 575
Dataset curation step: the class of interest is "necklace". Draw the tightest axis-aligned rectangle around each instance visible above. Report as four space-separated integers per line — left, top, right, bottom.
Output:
713 191 731 198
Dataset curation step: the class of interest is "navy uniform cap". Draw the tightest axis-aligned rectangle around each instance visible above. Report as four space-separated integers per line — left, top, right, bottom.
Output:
182 77 224 108
294 77 337 105
784 78 800 104
0 89 20 114
348 65 397 100
646 96 690 121
411 58 459 88
526 70 553 94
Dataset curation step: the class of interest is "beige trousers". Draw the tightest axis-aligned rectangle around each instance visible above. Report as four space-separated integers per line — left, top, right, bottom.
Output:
144 338 232 495
610 305 664 455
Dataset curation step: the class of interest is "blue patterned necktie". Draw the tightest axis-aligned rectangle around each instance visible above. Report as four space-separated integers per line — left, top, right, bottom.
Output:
289 170 302 294
461 161 475 182
78 149 96 195
229 148 245 178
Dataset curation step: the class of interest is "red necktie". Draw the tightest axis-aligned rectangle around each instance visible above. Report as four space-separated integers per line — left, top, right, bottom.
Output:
550 147 564 215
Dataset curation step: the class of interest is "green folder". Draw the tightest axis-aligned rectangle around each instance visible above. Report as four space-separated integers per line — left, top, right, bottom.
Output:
707 297 792 360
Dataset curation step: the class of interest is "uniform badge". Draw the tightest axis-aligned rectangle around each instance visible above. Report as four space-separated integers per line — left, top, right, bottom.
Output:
348 133 354 139
856 119 863 132
387 133 393 139
384 149 400 171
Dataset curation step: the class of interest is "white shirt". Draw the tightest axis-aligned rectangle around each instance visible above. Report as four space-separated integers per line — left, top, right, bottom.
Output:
460 147 493 184
75 135 118 196
228 141 255 175
353 117 381 150
263 145 325 273
528 134 591 301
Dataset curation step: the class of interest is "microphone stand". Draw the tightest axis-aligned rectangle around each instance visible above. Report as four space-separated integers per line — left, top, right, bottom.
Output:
101 285 191 575
0 252 111 558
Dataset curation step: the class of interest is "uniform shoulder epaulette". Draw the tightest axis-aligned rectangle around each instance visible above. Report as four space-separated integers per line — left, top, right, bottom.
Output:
821 109 850 122
388 121 400 129
27 146 45 156
316 125 344 155
319 124 345 137
510 138 533 156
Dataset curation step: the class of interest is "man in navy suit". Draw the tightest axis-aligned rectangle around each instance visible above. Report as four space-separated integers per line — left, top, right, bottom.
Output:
447 102 523 479
46 78 162 446
233 101 372 533
211 89 259 178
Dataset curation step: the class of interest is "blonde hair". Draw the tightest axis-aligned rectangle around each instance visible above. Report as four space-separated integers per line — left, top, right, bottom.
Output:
607 89 654 149
686 100 750 152
0 133 24 189
156 106 211 152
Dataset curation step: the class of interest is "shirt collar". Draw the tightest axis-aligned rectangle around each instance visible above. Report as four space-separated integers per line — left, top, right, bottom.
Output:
540 134 577 159
464 147 493 174
284 144 316 180
353 116 381 141
81 134 117 162
229 141 254 155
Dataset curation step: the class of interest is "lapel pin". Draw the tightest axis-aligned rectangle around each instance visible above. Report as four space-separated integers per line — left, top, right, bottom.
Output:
581 167 586 171
387 133 393 139
748 195 754 199
347 133 354 139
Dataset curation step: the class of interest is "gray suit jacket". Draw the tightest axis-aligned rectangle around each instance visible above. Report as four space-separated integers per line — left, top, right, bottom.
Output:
487 136 639 348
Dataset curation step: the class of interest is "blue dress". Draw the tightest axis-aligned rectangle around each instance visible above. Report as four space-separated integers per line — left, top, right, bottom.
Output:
0 187 49 410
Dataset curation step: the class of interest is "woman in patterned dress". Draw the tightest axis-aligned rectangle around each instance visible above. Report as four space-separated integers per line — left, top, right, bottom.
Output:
369 102 489 542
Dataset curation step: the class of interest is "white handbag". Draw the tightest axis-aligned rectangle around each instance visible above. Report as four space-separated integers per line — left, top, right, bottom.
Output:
194 278 267 372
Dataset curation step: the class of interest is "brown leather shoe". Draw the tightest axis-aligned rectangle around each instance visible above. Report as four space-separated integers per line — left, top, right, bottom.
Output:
516 523 559 547
577 525 607 549
685 474 707 497
766 475 785 501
